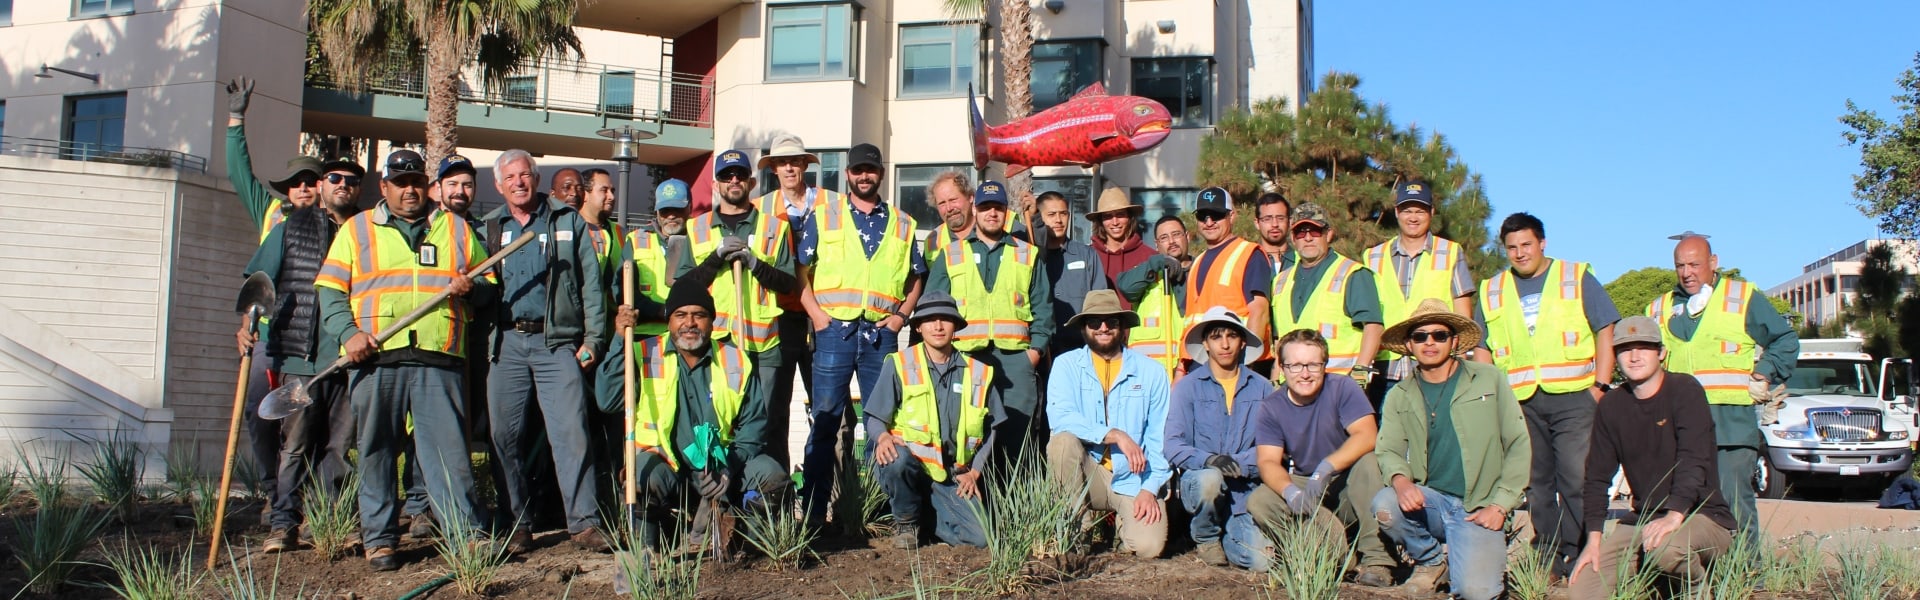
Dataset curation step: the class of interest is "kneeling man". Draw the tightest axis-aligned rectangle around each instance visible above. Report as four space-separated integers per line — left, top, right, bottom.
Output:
1165 308 1273 568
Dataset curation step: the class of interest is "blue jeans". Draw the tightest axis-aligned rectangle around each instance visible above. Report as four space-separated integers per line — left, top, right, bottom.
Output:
1179 468 1270 570
1371 485 1507 600
873 447 987 547
803 318 897 518
488 331 601 533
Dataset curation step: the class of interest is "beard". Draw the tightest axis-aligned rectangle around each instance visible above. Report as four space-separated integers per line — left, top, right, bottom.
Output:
660 221 685 236
672 332 710 353
1087 333 1124 357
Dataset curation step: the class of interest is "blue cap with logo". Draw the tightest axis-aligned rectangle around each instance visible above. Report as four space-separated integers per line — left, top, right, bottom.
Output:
975 180 1009 206
1394 180 1433 207
713 149 752 177
655 178 691 211
434 154 476 182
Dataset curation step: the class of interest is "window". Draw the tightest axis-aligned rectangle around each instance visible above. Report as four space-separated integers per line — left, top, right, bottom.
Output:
1132 58 1212 128
1032 175 1094 240
0 101 7 140
895 164 970 232
74 0 132 18
1031 40 1102 112
898 24 977 98
65 93 126 160
767 3 855 81
503 75 537 105
1131 188 1197 228
758 149 847 196
601 71 635 116
2 0 13 25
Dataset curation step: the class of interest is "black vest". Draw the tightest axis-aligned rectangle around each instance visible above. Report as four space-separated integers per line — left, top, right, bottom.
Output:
268 206 337 360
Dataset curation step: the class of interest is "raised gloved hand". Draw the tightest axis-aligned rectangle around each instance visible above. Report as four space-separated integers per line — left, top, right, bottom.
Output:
1205 453 1242 479
226 77 254 119
1281 484 1315 515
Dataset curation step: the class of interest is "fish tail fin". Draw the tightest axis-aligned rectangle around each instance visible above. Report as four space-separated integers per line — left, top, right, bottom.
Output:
969 84 989 171
1004 163 1029 178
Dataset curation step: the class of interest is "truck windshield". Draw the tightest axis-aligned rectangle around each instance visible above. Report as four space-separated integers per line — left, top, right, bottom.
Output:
1786 359 1879 397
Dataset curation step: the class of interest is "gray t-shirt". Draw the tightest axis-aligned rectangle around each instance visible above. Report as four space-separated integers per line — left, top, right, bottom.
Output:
1252 375 1374 474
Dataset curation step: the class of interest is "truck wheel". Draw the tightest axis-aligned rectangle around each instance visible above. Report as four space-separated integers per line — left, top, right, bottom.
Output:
1756 456 1788 500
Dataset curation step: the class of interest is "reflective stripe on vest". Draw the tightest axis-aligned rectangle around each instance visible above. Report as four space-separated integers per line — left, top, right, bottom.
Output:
811 196 917 322
888 347 994 482
1273 254 1366 375
944 238 1037 352
688 210 788 351
260 197 285 244
1129 277 1185 375
314 207 480 356
1478 260 1597 400
1185 238 1262 328
1648 278 1758 405
631 336 749 471
1367 237 1462 360
625 229 671 337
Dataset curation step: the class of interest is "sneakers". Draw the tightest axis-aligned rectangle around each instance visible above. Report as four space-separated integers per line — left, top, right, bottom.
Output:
262 529 296 554
1353 564 1393 587
1400 563 1448 594
365 546 399 572
891 523 920 549
1193 542 1228 566
571 527 612 552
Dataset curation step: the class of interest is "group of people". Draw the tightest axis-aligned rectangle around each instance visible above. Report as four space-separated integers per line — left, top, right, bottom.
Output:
221 77 1799 597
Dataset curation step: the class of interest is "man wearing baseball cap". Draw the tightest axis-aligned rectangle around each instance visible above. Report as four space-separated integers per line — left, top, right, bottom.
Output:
1569 316 1736 597
794 142 927 530
929 181 1054 461
1184 187 1274 363
1270 201 1383 385
1164 307 1273 568
432 155 480 225
1363 180 1477 408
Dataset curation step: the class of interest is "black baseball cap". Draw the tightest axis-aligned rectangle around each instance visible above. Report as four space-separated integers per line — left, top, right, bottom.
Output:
849 143 883 170
1194 186 1232 215
382 149 428 181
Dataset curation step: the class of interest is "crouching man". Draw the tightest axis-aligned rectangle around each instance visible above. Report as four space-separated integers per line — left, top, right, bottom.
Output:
1372 299 1529 600
629 275 790 549
1245 328 1395 585
1569 316 1735 597
864 291 1006 548
1046 290 1173 558
1164 308 1273 568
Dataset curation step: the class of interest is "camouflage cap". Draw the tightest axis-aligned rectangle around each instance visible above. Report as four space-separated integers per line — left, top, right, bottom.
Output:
1614 315 1663 347
1290 201 1331 229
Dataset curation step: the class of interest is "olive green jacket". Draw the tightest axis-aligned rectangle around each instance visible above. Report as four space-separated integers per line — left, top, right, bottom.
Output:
1376 360 1532 513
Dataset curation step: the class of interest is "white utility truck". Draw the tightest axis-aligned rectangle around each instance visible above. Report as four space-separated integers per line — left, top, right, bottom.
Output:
1757 338 1917 498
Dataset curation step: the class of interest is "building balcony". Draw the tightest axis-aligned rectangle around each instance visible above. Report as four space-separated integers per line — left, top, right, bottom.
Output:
0 136 208 174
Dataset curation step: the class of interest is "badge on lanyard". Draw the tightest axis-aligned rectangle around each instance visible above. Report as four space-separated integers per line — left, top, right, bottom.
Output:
418 243 438 267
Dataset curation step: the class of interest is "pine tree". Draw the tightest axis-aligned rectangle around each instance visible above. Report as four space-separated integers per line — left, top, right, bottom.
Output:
1198 72 1501 278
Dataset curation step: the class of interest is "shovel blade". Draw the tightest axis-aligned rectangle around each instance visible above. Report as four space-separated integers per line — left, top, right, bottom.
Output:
257 380 311 420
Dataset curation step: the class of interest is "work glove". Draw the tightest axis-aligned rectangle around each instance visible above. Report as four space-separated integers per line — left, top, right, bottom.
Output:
226 77 254 119
732 246 761 270
1281 484 1315 515
1149 254 1183 279
1294 459 1335 504
1204 453 1242 479
695 468 729 501
1751 377 1787 424
717 236 750 263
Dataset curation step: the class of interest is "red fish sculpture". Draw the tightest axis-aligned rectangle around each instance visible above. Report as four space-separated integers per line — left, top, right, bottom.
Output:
970 83 1173 176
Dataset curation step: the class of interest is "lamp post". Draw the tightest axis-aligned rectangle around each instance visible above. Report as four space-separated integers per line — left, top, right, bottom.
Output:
595 125 655 522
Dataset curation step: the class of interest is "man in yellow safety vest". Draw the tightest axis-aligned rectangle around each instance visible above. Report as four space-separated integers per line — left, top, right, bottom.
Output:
1269 202 1384 385
1116 215 1195 378
1365 181 1476 407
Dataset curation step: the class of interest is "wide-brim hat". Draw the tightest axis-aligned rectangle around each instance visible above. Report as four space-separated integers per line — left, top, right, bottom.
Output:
1085 186 1143 221
756 134 818 169
910 291 968 329
269 156 326 194
1381 298 1482 357
1063 290 1141 331
1183 306 1262 365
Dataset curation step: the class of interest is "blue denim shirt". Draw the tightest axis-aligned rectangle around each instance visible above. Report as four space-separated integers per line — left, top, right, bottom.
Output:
1046 347 1173 497
1165 365 1274 514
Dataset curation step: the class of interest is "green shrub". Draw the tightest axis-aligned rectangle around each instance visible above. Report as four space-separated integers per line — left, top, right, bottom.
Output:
1256 511 1354 600
433 515 511 596
858 465 895 539
20 449 70 509
739 499 815 570
99 542 204 600
75 431 144 521
966 455 1085 594
1762 537 1824 593
300 472 360 560
10 499 110 594
214 545 307 600
611 512 703 600
1504 536 1555 600
1828 539 1893 600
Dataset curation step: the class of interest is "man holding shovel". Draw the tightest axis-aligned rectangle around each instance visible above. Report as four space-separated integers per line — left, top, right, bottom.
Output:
315 149 495 572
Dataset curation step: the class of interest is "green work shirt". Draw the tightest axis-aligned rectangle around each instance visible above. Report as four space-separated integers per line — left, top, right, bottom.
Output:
669 347 769 466
1661 275 1801 385
1419 366 1467 499
924 231 1057 350
225 123 286 238
1287 256 1385 326
667 207 797 280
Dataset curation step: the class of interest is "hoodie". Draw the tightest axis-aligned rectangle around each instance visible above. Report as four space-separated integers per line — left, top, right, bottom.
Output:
1095 232 1158 307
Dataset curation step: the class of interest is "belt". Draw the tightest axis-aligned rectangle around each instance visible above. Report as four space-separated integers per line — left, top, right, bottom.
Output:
508 319 544 334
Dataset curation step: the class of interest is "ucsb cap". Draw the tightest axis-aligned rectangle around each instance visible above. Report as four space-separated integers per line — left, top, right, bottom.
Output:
1395 180 1433 208
975 181 1009 206
435 154 476 182
714 149 752 176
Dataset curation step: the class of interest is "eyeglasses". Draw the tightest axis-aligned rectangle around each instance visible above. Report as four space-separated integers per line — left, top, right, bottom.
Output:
1195 212 1230 223
1291 226 1327 240
1256 215 1290 224
716 170 751 183
1083 316 1124 331
1409 330 1454 344
324 173 362 186
1281 362 1327 374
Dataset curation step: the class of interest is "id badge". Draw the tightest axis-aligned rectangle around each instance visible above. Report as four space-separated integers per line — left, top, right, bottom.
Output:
418 243 438 266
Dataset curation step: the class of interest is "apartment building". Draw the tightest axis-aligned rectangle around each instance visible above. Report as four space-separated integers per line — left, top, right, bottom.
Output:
1768 239 1919 326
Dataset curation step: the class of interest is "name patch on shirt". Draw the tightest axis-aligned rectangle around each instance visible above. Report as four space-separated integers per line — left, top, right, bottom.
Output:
1068 260 1086 270
555 230 574 242
952 382 964 394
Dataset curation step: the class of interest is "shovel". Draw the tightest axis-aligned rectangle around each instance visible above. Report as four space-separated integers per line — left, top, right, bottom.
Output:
208 272 275 571
257 231 537 420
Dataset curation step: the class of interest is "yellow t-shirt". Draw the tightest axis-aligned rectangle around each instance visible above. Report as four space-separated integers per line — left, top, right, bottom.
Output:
1094 353 1123 471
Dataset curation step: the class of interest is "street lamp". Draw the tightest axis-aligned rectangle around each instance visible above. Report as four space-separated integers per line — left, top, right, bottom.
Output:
596 124 655 523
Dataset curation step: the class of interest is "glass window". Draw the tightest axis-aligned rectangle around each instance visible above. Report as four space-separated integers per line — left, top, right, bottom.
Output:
758 149 848 196
0 101 7 140
1031 175 1094 241
2 0 13 25
1131 58 1212 128
601 71 635 116
1031 40 1102 112
767 3 854 81
1131 188 1196 228
65 93 126 160
503 76 537 105
895 164 970 232
74 0 131 18
898 24 977 98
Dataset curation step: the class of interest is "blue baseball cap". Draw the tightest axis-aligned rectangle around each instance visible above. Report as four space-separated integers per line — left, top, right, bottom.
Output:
975 180 1009 206
434 154 476 182
1394 180 1433 208
713 149 752 177
655 178 691 211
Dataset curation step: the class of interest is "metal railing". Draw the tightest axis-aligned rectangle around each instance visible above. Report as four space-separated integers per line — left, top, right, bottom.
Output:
307 53 714 128
0 136 209 174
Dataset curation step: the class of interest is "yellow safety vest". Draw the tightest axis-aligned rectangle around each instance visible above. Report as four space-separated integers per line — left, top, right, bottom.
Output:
1647 278 1758 406
632 336 748 472
1129 275 1184 376
887 346 994 482
811 196 918 322
260 197 285 244
1367 237 1463 360
1273 254 1367 375
942 237 1038 352
1479 260 1598 400
688 209 789 351
587 221 624 273
924 223 965 265
625 228 671 338
314 205 486 357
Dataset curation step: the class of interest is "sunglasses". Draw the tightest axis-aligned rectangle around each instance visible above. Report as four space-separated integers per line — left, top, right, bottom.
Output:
1409 329 1454 344
1292 226 1327 239
387 158 424 172
1082 316 1124 330
1195 212 1230 223
287 174 321 188
325 173 362 186
716 169 751 183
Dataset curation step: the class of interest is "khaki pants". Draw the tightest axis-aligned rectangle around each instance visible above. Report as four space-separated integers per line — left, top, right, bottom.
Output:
1571 514 1732 599
1046 432 1167 558
1246 453 1393 568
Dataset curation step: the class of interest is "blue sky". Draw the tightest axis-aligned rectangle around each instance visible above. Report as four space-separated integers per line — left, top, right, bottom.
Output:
1314 2 1916 287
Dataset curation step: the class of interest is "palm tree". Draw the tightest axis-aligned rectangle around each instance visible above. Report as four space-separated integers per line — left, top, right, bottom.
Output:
945 0 1035 205
306 0 582 162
